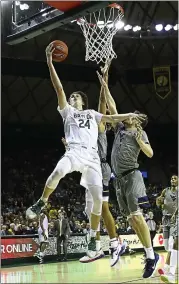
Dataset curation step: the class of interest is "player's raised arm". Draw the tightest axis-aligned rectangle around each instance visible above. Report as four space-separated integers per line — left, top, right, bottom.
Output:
134 122 153 158
101 112 146 124
97 65 118 115
98 69 107 133
46 43 67 109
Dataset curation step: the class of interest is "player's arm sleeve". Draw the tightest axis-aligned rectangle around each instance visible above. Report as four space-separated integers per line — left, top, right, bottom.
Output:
57 103 72 120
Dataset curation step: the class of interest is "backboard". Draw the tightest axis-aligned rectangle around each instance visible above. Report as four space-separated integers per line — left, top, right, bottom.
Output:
2 1 110 45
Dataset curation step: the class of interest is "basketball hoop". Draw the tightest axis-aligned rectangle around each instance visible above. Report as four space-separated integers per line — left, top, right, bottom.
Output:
77 3 124 65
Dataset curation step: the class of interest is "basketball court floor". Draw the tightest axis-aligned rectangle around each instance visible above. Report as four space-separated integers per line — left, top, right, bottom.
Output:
2 251 177 284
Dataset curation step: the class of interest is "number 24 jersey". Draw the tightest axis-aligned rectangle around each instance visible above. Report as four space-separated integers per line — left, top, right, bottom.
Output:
58 104 103 150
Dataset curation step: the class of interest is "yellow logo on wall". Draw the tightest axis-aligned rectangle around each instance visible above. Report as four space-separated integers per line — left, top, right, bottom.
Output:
153 66 171 99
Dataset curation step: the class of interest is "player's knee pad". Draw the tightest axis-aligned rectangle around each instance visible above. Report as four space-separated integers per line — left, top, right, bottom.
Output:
164 238 169 251
89 185 103 216
85 201 93 220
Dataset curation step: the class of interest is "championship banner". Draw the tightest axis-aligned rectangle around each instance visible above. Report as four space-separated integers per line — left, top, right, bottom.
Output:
153 66 171 99
1 234 164 260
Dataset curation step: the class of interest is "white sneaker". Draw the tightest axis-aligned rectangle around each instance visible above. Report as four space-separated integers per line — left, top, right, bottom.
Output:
110 242 127 267
160 273 176 283
79 249 105 263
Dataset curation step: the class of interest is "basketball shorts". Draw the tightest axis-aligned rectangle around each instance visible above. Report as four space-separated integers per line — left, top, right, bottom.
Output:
114 170 150 217
65 147 103 190
162 215 172 239
38 228 49 243
47 146 103 191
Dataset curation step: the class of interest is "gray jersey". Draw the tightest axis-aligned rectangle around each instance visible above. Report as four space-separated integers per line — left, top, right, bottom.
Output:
98 132 107 161
111 123 149 176
163 187 178 216
98 132 111 186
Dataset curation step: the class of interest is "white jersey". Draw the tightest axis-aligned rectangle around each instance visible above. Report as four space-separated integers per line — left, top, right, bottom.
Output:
57 104 103 150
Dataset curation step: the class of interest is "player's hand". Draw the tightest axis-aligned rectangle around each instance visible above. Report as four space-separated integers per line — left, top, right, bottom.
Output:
156 196 164 206
96 71 108 88
128 113 146 126
61 137 68 148
46 43 55 64
100 59 111 76
66 235 68 239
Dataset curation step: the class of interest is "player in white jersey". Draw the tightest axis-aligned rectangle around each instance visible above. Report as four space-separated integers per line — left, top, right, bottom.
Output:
37 209 49 264
26 43 145 260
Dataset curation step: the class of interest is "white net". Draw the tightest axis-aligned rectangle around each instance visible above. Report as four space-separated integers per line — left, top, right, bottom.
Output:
77 4 124 65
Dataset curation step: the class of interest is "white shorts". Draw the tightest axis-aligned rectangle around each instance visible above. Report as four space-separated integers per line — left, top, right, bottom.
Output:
86 188 109 203
38 228 49 243
62 147 103 190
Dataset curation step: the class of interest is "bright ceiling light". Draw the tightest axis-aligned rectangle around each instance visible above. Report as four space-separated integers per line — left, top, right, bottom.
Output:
155 24 163 31
124 25 132 31
133 26 141 32
115 21 124 30
173 24 179 30
42 13 47 17
164 24 173 31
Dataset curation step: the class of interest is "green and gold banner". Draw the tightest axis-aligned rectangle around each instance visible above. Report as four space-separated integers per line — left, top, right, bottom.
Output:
153 66 171 99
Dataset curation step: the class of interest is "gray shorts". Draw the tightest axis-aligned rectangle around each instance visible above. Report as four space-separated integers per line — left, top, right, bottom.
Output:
114 170 150 217
162 215 172 239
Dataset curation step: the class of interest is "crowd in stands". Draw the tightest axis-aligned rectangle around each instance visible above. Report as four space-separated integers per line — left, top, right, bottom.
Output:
2 147 165 237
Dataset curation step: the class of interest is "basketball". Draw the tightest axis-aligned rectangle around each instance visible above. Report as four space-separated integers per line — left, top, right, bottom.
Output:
51 40 68 62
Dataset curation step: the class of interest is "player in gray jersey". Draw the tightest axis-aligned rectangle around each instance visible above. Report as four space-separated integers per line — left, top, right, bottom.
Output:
97 63 159 279
156 175 178 276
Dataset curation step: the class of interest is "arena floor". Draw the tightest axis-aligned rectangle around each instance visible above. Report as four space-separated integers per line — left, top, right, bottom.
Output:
2 251 176 283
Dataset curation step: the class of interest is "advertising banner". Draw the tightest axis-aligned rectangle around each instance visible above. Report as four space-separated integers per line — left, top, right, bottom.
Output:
1 233 164 260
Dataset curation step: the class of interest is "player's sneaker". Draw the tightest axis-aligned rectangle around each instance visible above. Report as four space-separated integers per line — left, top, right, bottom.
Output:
86 237 96 258
143 252 160 278
110 242 127 267
79 249 105 263
160 273 176 283
26 199 45 219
